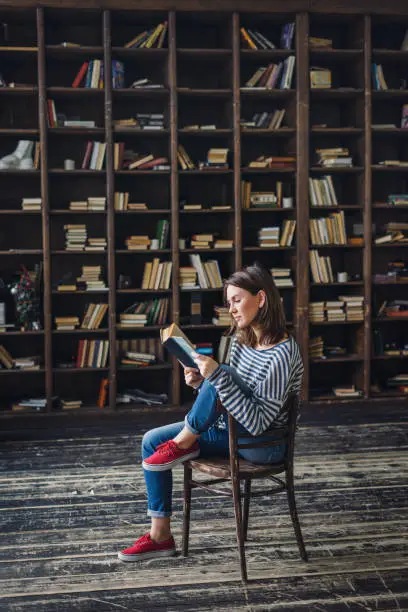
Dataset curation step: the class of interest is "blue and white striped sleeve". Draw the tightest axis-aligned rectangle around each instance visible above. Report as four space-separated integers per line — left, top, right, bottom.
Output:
207 349 293 436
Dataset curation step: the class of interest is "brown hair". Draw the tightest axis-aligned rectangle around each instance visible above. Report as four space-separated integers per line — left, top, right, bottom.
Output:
224 263 287 348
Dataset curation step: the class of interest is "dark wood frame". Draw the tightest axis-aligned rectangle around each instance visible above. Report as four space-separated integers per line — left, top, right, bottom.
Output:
0 1 408 419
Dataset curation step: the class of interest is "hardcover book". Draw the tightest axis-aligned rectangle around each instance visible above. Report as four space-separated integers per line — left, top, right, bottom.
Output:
160 323 197 368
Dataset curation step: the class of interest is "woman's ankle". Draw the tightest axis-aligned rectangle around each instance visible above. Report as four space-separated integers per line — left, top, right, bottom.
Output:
173 427 198 449
150 530 172 543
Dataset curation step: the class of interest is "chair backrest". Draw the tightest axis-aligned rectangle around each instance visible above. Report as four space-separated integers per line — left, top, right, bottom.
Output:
226 393 300 475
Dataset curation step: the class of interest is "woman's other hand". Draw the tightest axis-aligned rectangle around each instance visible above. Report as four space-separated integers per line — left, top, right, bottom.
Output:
192 353 219 379
184 366 204 389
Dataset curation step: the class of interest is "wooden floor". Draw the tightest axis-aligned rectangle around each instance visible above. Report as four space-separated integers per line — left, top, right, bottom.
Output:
1 406 408 611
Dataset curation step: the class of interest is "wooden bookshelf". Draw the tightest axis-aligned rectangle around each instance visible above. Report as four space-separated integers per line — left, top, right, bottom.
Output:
0 2 408 418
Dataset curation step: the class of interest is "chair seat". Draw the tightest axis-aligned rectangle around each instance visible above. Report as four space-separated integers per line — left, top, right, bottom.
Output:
188 457 285 479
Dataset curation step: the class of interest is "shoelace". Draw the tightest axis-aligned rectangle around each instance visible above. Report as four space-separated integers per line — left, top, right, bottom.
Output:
155 440 178 456
134 534 151 549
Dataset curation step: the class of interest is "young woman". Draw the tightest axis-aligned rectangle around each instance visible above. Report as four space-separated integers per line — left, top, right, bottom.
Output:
118 263 303 562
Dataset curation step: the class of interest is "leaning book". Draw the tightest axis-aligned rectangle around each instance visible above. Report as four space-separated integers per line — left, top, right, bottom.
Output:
160 323 197 368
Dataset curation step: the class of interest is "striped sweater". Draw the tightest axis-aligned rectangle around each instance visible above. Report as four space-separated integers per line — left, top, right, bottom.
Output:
207 335 303 436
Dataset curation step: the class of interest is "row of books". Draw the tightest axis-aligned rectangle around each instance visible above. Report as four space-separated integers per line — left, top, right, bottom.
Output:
117 337 165 362
240 23 294 50
124 22 167 49
309 176 339 207
72 60 124 89
140 259 173 290
117 298 169 327
0 346 41 370
309 250 334 284
69 197 106 212
186 234 233 250
188 254 223 289
241 180 292 209
309 297 364 323
114 192 147 211
309 212 347 246
242 57 295 90
81 141 106 170
57 266 107 292
76 339 109 368
248 155 295 169
258 220 296 247
55 303 108 331
241 109 286 130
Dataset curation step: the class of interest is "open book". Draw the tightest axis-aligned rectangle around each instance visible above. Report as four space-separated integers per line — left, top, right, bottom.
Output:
160 323 197 368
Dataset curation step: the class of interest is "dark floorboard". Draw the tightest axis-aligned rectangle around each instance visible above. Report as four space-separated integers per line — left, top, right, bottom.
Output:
1 403 408 611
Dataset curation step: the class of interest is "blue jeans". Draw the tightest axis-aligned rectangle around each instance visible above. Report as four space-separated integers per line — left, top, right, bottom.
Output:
142 366 286 517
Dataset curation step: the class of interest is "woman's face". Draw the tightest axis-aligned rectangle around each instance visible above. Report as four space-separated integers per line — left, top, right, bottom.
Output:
226 285 263 329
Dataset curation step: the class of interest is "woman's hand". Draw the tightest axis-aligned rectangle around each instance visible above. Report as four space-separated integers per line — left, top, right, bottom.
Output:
183 366 204 389
192 353 219 379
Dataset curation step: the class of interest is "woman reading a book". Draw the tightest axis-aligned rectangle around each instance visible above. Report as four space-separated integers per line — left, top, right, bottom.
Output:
118 263 303 562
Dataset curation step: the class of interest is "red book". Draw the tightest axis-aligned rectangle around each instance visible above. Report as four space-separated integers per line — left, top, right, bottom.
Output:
72 62 89 88
76 340 84 368
82 141 93 169
136 156 168 170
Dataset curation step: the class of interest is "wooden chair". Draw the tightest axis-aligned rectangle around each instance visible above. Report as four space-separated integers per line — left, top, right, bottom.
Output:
182 393 307 582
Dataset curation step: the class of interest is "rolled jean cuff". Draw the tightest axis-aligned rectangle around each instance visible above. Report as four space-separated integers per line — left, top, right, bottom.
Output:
184 414 200 435
148 509 172 518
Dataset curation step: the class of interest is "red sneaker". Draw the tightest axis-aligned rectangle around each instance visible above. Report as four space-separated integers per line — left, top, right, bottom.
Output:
142 440 200 471
118 533 176 562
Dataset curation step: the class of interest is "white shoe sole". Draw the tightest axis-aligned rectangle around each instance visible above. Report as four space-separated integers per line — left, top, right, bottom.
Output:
142 449 200 471
118 548 176 562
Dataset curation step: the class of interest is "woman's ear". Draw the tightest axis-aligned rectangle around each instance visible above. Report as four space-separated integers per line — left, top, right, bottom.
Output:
258 290 266 308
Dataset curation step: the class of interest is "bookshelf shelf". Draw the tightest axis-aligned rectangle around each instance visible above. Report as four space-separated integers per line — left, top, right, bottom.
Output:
0 369 45 375
1 5 408 417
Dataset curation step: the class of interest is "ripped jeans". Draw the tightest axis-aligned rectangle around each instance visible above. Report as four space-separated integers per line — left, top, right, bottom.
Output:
142 365 286 517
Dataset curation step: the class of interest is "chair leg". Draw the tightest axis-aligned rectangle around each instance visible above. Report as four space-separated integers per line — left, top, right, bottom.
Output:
242 479 251 541
182 463 192 557
286 468 308 562
232 477 248 582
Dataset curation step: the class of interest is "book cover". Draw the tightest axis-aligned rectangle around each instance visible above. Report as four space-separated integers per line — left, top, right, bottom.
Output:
160 323 197 368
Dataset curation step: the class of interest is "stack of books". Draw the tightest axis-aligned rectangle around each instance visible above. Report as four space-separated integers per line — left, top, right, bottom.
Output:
22 197 41 211
13 356 41 371
190 233 213 249
77 266 107 291
332 385 362 398
309 37 332 48
310 67 331 89
64 224 87 251
61 399 83 410
325 300 346 322
86 237 107 252
69 196 106 211
341 296 364 321
271 268 293 287
309 336 324 359
258 226 280 247
55 316 80 330
199 148 229 169
212 306 232 326
309 302 325 323
119 313 148 328
179 267 198 289
125 235 151 250
248 155 296 169
316 147 353 168
121 351 156 368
